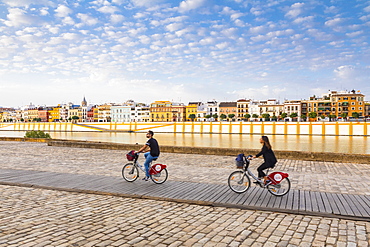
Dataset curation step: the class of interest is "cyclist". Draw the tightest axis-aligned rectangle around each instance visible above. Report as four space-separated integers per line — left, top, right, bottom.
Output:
136 130 160 181
252 136 277 185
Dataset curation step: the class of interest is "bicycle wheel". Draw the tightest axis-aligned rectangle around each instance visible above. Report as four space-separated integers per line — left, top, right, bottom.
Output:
122 163 139 182
150 168 168 184
228 170 251 193
267 177 291 196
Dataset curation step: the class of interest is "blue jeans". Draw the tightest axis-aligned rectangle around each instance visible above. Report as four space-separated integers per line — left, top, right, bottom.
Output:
144 152 158 178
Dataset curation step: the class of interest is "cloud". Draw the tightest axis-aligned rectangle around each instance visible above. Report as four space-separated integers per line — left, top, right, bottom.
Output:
1 0 53 7
334 65 355 79
285 2 305 19
3 8 40 27
76 13 99 26
325 17 344 27
97 5 120 14
178 0 206 13
130 0 164 8
55 5 73 18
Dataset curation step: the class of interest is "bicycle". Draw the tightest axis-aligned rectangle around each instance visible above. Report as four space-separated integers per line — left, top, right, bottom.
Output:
122 151 168 184
228 154 291 196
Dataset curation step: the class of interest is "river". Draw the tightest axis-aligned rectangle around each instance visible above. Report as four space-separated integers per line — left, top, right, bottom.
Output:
1 131 369 154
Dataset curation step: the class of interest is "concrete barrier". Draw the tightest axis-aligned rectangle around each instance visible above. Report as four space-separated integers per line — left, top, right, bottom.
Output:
1 137 369 164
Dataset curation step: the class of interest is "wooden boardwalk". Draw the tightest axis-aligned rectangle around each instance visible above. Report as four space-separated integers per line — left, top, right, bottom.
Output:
1 168 369 222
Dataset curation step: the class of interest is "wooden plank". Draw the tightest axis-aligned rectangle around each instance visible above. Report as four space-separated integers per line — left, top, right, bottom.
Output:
182 183 213 201
347 195 370 217
247 187 265 207
241 187 261 206
254 189 271 208
201 185 229 202
192 184 221 202
290 189 299 211
310 191 319 213
352 195 370 216
340 194 362 217
325 192 340 215
272 192 284 208
208 185 234 203
304 190 312 212
314 191 326 213
298 190 306 211
332 193 353 216
319 192 333 214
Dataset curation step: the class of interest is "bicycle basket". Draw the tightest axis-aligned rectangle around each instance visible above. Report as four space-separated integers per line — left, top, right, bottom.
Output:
126 150 136 161
235 153 245 169
235 160 244 169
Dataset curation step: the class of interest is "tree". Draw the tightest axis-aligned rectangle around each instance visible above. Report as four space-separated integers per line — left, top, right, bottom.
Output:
227 114 235 121
220 114 227 120
341 112 348 119
320 115 326 120
329 115 336 121
189 114 196 121
244 114 251 120
212 114 218 121
261 113 270 121
205 115 211 121
352 112 360 118
252 114 259 118
308 112 317 120
290 113 298 118
280 113 287 119
271 115 277 121
300 114 307 121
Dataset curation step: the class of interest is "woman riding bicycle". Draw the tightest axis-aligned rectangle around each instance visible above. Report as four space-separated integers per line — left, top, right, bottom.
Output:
252 136 277 185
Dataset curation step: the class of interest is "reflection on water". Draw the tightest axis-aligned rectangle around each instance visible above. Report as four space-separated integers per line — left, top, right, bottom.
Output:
1 131 369 154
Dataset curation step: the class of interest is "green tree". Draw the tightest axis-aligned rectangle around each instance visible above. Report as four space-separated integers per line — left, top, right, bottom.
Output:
244 114 251 120
252 114 259 118
308 112 317 119
290 113 298 118
220 114 227 120
341 112 348 118
300 114 307 121
280 113 287 119
205 114 211 120
227 114 235 121
261 113 270 121
352 112 360 118
271 115 277 121
212 114 218 121
189 114 196 121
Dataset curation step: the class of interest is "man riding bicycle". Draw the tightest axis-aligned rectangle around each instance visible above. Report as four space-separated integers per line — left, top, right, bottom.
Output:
136 130 160 181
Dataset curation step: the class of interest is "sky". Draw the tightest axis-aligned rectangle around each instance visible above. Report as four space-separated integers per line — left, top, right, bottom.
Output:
0 0 369 108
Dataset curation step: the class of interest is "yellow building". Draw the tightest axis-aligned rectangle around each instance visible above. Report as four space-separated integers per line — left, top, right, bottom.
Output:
97 104 112 122
150 101 173 122
48 106 61 122
185 102 200 121
27 108 39 122
330 90 365 118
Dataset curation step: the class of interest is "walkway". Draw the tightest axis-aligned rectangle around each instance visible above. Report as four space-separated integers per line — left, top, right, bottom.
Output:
1 168 369 222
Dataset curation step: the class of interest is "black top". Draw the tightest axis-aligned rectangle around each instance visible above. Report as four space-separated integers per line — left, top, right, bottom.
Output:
146 138 160 157
256 145 277 166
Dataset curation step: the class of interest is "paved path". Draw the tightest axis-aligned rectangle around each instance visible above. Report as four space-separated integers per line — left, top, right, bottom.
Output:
1 168 370 223
1 141 370 246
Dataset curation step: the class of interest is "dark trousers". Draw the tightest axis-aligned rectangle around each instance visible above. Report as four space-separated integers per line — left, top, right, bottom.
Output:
257 162 275 178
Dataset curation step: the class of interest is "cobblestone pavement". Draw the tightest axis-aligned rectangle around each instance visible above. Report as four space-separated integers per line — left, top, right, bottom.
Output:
1 185 370 247
0 141 369 195
1 141 370 247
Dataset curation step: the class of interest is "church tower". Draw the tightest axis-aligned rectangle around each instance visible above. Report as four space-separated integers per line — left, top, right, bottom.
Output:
82 96 87 107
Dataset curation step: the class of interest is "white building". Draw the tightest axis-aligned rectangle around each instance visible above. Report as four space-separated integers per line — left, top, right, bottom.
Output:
111 105 131 122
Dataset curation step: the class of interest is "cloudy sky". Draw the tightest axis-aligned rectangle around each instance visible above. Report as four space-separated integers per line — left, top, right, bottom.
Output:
0 0 369 107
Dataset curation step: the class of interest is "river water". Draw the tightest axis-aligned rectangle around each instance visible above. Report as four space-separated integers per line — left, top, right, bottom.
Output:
1 131 369 154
